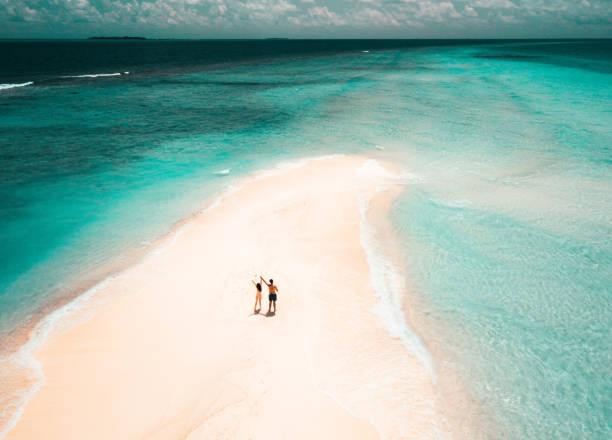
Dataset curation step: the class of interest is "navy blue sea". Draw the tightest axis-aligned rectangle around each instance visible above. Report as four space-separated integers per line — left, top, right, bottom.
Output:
1 39 611 439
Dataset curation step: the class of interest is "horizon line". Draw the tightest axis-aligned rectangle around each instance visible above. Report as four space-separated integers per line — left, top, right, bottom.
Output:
1 37 611 41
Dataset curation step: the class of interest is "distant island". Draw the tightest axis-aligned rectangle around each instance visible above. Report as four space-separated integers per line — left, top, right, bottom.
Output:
88 36 147 40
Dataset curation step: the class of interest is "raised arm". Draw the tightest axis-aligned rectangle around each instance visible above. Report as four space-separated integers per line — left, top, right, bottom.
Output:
260 276 270 287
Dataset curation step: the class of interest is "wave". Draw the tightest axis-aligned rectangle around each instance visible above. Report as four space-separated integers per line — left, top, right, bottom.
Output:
0 82 33 91
213 169 230 176
358 161 436 382
62 72 125 79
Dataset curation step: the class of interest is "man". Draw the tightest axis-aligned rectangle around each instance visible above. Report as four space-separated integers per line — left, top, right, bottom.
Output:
260 276 278 314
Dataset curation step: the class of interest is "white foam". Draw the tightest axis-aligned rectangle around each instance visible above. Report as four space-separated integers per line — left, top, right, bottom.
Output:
357 159 423 184
432 198 472 208
63 73 122 78
375 144 385 150
358 181 436 383
0 82 33 91
213 169 230 176
362 50 370 53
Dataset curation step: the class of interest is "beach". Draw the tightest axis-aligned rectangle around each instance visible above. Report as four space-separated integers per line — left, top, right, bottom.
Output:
2 40 610 439
4 156 448 439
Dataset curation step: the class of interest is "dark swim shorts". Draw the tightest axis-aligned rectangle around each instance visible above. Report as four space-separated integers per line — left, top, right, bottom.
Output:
269 294 277 302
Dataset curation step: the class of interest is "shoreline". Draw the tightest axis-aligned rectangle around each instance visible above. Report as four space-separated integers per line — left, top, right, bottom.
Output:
0 154 346 437
2 155 452 439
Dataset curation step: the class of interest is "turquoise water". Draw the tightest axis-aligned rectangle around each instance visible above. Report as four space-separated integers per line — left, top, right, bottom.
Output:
1 40 610 438
386 45 612 438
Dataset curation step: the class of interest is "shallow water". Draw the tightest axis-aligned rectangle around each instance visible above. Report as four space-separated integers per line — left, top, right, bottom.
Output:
0 40 610 439
385 44 612 438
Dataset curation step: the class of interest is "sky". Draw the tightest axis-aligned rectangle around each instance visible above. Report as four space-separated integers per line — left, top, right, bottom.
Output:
1 0 611 39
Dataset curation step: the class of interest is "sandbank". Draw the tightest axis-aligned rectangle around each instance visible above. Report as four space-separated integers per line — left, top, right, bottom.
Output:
4 155 449 439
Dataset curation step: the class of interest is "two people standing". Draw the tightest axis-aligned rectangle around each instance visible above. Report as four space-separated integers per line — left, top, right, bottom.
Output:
251 275 278 315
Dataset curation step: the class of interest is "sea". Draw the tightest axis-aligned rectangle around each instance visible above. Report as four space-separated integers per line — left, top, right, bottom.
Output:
0 39 610 439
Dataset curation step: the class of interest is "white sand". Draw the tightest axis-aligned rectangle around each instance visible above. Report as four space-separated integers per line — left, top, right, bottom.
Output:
5 156 449 440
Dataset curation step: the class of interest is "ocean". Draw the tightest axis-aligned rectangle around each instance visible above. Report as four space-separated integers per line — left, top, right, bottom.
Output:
1 39 610 438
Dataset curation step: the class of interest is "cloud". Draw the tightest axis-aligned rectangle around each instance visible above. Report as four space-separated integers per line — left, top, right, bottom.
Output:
0 0 610 37
354 7 400 26
415 1 462 21
463 5 478 17
309 6 346 25
472 0 517 9
289 5 346 26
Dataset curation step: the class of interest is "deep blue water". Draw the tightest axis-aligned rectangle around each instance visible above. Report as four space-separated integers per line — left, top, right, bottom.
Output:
1 39 611 439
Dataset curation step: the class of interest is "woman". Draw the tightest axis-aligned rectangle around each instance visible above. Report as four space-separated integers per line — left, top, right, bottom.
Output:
251 280 262 313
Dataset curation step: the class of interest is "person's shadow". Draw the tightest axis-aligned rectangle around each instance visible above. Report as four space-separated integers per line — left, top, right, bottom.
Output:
249 310 275 317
